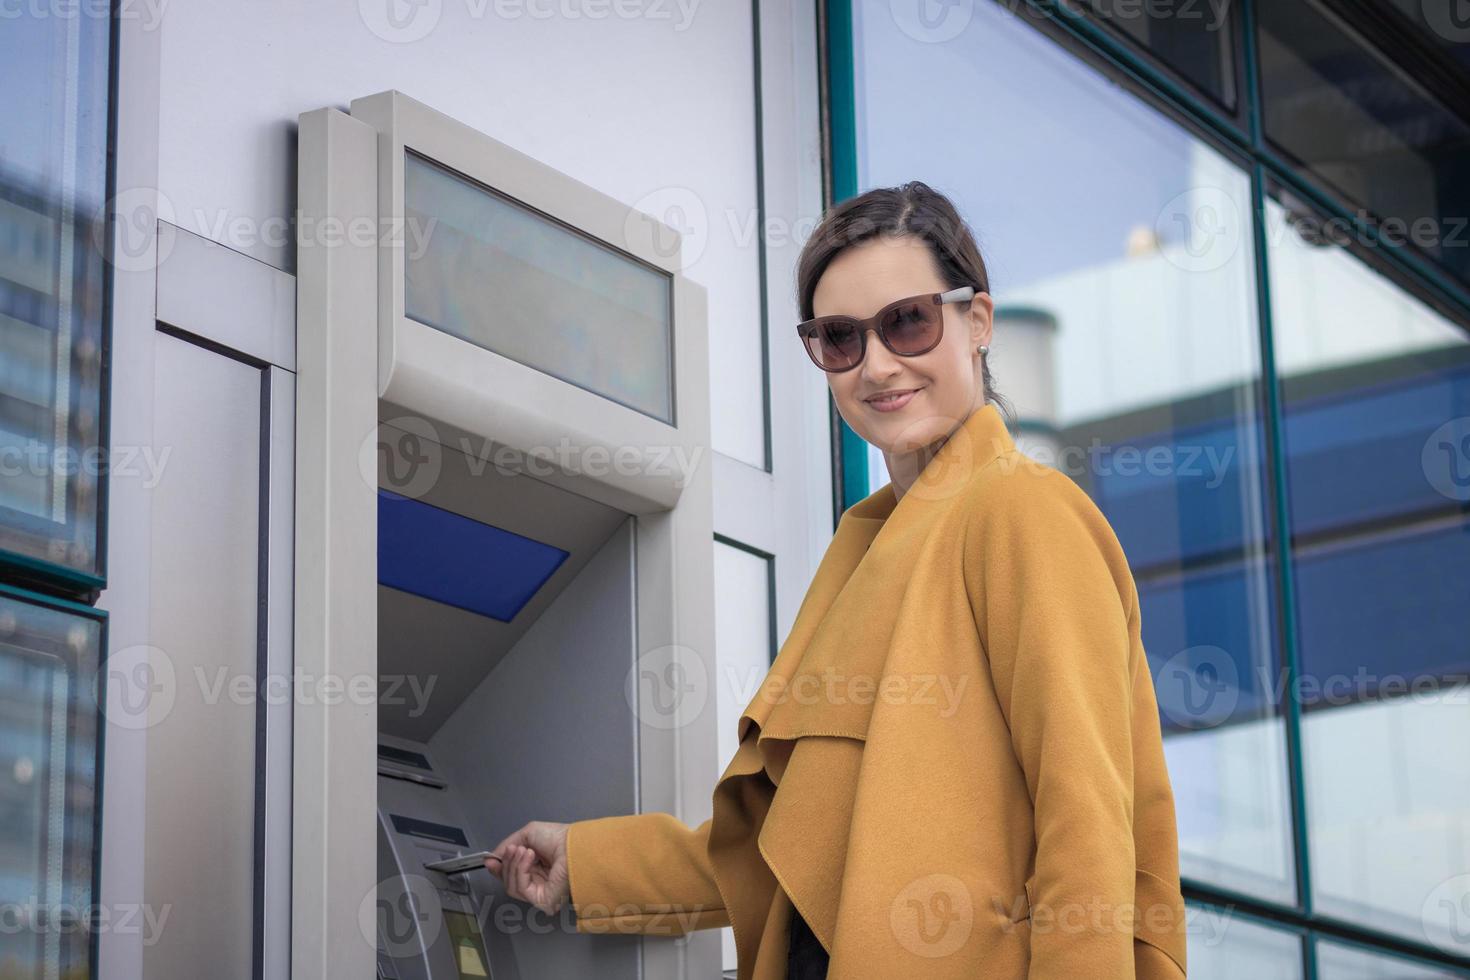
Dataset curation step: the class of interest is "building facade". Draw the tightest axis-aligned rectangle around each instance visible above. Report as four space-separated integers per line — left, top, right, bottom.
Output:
1 1 1467 978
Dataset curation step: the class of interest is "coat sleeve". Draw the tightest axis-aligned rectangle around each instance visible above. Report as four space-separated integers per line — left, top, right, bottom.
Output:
565 812 730 936
963 460 1140 978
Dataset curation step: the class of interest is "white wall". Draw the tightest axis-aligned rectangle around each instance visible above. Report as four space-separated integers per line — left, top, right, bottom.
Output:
151 0 771 466
103 3 831 977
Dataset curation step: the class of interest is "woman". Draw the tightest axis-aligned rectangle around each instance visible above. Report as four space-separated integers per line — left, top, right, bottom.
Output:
486 181 1188 979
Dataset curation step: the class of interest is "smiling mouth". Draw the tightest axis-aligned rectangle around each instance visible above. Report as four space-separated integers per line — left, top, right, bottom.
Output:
866 387 922 405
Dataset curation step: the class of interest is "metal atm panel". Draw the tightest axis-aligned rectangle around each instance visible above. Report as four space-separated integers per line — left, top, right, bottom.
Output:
296 89 717 979
375 739 498 980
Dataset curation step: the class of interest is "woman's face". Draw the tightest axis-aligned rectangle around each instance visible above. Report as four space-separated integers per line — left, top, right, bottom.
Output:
810 234 994 457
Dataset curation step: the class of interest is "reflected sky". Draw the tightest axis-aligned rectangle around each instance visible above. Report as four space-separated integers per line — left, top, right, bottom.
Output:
854 0 1196 291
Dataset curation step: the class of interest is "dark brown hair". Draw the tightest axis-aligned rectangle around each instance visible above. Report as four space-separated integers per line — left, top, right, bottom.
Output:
795 180 1015 425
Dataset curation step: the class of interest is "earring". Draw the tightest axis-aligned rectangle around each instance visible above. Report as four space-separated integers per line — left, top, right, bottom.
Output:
977 344 989 355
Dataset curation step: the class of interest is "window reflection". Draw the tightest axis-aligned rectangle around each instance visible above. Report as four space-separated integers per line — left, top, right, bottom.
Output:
1256 0 1470 288
1266 192 1470 953
1317 938 1466 979
0 8 110 578
852 0 1294 902
1080 0 1239 112
0 591 102 979
1186 906 1303 980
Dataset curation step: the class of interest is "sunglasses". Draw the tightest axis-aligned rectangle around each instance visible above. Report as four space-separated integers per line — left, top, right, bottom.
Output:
796 286 977 372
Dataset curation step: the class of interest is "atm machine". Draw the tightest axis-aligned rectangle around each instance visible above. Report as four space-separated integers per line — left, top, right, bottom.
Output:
374 736 496 980
295 91 720 980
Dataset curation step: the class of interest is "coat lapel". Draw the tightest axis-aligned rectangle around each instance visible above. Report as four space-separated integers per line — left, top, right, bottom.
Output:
708 404 1016 975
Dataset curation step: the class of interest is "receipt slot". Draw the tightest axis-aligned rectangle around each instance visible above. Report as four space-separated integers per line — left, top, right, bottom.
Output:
297 91 719 980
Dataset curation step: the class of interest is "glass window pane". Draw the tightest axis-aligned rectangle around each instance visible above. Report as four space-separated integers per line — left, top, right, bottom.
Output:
1265 191 1470 953
403 151 675 424
1080 0 1238 110
854 0 1295 904
1378 0 1470 76
1317 938 1466 979
0 9 110 578
0 590 103 978
1256 0 1470 288
1187 906 1303 980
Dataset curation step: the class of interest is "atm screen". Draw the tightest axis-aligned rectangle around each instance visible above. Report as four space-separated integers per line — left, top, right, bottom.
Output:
443 909 490 978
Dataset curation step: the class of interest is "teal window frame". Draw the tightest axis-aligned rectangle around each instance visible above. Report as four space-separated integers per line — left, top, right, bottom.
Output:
0 580 109 979
0 4 118 977
0 1 117 601
821 0 1470 976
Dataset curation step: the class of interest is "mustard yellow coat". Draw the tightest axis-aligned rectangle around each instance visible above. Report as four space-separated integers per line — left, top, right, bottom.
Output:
565 402 1188 978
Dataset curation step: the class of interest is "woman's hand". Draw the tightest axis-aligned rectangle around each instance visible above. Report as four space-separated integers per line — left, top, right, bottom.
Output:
485 821 571 916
